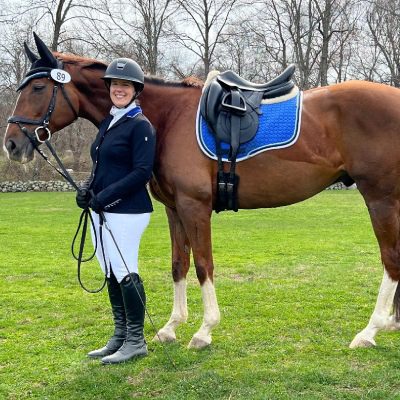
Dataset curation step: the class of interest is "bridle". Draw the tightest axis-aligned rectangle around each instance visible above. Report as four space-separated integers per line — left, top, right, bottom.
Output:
7 65 79 148
7 65 81 189
6 65 106 293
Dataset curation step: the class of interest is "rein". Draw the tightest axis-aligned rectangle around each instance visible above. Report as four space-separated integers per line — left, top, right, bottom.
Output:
13 122 174 363
7 69 107 293
71 205 107 294
20 121 107 293
26 127 107 293
7 69 178 371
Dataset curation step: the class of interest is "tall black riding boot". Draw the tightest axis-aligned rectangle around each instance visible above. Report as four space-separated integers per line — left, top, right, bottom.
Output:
87 272 126 358
102 273 147 364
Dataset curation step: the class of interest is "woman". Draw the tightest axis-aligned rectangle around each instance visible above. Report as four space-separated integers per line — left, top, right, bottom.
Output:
76 58 156 364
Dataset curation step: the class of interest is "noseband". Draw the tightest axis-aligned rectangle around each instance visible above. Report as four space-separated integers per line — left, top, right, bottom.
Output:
7 66 78 147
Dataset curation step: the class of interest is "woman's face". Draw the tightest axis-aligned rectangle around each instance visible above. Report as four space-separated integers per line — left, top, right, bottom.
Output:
110 79 136 108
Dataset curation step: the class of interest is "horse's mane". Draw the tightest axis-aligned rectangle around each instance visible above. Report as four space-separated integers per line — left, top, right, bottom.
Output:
53 51 107 70
144 75 204 89
53 51 203 87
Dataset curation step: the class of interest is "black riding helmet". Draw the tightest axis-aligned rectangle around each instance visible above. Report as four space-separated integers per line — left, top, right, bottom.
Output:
102 58 144 97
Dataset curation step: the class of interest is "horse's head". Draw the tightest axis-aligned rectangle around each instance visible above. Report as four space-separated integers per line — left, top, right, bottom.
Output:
4 33 80 163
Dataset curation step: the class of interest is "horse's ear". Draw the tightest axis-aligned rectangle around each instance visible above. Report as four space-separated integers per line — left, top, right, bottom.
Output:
24 42 38 63
33 31 57 66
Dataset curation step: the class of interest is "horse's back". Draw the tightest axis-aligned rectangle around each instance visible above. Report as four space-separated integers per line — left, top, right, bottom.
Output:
235 80 400 208
303 80 400 195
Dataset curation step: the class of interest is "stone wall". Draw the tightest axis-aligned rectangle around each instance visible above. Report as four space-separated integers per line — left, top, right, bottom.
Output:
326 182 357 190
0 180 357 193
0 181 75 192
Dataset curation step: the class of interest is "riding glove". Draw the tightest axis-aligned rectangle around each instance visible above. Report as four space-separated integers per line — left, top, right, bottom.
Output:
76 188 91 209
89 196 103 214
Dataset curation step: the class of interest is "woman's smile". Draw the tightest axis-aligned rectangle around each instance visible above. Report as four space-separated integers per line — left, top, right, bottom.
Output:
110 79 136 108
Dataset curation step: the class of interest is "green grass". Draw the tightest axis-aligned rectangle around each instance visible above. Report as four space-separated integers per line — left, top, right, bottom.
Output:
1 191 399 399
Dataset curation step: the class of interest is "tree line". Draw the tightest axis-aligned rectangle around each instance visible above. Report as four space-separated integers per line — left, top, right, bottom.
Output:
0 0 399 181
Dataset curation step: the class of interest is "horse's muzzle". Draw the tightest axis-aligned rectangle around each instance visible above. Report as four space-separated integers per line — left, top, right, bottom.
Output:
4 137 34 163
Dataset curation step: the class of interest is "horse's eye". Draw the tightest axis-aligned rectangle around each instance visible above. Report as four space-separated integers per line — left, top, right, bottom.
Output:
33 85 45 92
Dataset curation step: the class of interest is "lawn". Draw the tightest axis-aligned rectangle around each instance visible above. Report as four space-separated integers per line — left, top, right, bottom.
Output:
1 190 399 399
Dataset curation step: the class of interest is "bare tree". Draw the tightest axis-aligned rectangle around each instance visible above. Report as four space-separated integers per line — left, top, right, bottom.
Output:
366 0 400 86
243 0 359 88
20 0 83 51
313 0 358 86
216 24 257 77
49 0 75 50
0 28 32 94
243 1 292 72
80 0 175 74
170 0 242 78
0 0 14 24
351 24 382 82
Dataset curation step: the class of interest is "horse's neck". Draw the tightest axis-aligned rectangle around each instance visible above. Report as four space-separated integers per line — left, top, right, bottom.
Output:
80 86 111 126
139 82 200 131
69 64 111 127
70 66 202 131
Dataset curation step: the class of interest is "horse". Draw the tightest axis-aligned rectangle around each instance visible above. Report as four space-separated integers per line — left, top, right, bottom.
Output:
4 34 400 350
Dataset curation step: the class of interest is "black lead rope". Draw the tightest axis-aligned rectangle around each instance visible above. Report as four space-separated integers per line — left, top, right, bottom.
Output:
28 129 177 367
19 125 78 191
9 84 176 366
19 127 107 292
42 138 79 191
71 208 107 293
19 125 108 292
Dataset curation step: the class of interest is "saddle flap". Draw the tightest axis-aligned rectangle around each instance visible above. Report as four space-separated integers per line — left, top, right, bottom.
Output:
200 80 261 144
217 108 259 144
200 78 223 134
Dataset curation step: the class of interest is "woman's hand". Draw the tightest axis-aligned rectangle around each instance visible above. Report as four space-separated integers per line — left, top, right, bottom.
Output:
89 195 103 213
76 188 91 209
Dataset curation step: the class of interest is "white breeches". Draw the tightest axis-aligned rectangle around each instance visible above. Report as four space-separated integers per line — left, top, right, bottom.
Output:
90 211 150 283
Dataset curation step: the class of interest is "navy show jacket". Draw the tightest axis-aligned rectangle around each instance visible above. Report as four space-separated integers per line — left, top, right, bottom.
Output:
89 107 156 214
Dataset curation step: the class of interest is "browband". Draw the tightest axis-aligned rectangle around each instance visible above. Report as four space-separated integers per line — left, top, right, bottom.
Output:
17 71 50 91
16 60 64 91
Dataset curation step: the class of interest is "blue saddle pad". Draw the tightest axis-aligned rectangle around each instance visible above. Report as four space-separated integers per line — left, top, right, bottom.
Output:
196 90 303 162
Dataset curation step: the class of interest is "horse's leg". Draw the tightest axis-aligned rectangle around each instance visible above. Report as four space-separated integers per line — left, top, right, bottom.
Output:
175 195 220 349
350 197 400 348
350 269 399 348
153 206 191 343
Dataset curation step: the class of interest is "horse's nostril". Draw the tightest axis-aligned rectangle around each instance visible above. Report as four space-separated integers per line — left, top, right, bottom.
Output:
6 139 16 153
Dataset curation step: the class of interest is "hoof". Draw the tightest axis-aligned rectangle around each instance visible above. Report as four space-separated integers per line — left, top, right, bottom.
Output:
188 334 211 349
152 329 176 343
349 334 376 349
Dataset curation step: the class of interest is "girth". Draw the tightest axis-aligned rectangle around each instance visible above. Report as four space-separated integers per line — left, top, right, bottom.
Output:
199 64 296 212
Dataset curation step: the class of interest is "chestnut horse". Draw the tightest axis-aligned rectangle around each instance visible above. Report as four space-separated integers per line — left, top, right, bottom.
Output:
4 35 400 350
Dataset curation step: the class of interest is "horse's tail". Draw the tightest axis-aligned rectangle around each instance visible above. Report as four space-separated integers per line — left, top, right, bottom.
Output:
393 281 400 321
